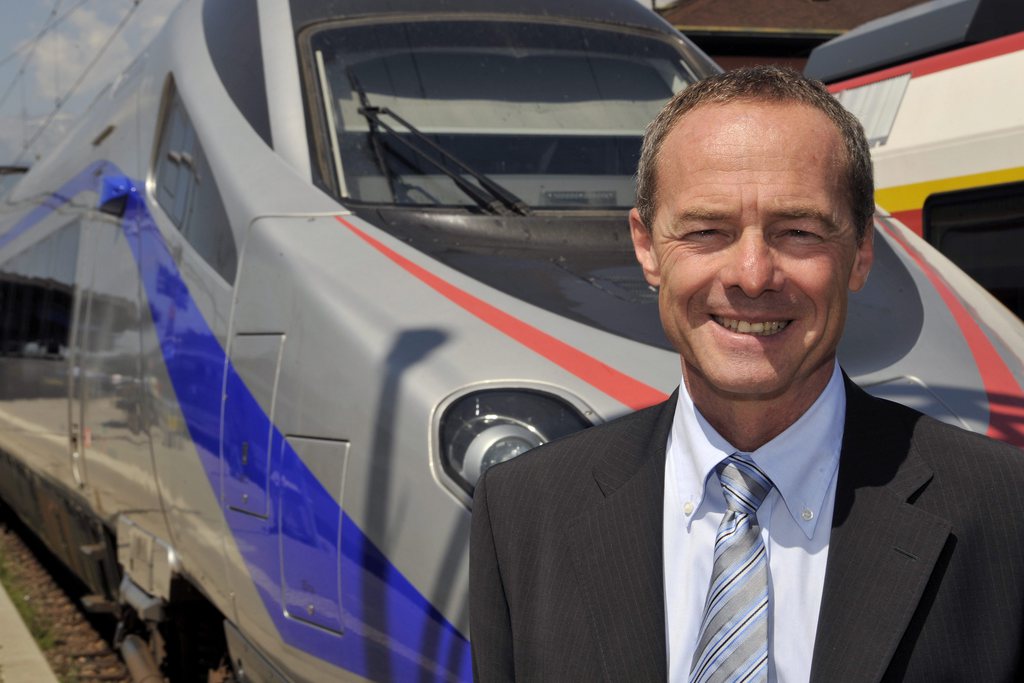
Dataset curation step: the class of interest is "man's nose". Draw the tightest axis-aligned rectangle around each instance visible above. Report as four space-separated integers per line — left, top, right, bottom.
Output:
722 229 782 297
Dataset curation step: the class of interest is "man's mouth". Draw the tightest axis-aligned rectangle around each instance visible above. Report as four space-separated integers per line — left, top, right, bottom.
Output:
713 316 791 337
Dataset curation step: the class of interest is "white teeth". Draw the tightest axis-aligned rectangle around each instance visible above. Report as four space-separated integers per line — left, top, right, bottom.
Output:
713 316 790 336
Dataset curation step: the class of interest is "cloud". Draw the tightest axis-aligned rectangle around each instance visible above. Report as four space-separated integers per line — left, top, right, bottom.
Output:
2 0 178 160
135 0 183 35
0 110 77 165
30 3 145 103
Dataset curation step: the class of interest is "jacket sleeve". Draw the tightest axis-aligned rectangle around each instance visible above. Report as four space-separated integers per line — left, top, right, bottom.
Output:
470 470 516 682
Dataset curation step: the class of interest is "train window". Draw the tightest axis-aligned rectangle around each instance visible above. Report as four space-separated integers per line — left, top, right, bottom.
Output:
154 87 238 283
202 0 271 146
304 20 696 210
924 181 1024 319
0 223 79 359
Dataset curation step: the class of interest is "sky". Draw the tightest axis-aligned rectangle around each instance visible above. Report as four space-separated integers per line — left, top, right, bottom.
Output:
0 0 182 165
0 0 668 166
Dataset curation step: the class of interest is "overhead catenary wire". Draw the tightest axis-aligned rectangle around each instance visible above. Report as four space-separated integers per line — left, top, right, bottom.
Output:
0 0 91 69
0 0 95 163
14 0 144 165
54 0 64 106
0 0 70 113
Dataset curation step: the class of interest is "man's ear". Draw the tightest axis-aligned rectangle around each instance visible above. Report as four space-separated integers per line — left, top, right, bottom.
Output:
630 208 660 287
848 222 874 292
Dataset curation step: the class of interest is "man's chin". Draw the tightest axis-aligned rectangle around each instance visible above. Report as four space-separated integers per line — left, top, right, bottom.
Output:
682 358 836 409
682 365 790 402
705 378 793 403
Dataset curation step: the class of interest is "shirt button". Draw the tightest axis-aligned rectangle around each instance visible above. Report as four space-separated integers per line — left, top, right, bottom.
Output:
802 508 814 521
683 501 694 516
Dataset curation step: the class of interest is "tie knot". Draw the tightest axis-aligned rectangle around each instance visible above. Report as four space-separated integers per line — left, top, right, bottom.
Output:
717 454 772 515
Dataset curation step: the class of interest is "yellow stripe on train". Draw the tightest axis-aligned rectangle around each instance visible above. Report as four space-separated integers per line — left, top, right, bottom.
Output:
875 166 1024 213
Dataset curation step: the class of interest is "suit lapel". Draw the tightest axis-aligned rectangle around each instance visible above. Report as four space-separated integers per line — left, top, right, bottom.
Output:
561 382 955 682
810 380 952 683
567 394 676 682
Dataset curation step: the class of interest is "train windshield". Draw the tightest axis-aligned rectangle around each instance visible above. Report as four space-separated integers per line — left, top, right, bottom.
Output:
307 20 696 211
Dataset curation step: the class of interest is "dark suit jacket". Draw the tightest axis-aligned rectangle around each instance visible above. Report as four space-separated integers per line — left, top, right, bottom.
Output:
470 379 1024 682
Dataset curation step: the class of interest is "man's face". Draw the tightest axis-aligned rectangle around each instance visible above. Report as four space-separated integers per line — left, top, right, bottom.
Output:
629 100 873 411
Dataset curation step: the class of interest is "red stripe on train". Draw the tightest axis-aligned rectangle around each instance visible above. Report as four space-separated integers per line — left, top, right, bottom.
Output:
336 216 668 411
889 209 923 236
877 220 1024 446
828 30 1024 91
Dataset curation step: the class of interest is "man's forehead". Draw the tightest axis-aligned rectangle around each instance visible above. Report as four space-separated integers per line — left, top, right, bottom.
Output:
652 99 851 227
655 100 846 184
668 99 838 146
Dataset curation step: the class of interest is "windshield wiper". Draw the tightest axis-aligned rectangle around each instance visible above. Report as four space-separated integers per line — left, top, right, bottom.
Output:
346 69 530 216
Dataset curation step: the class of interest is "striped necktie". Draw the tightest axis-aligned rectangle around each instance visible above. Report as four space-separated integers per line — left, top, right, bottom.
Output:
689 453 773 683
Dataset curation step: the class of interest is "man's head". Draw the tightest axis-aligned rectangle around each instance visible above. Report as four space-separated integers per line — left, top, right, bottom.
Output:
629 67 874 446
635 66 874 244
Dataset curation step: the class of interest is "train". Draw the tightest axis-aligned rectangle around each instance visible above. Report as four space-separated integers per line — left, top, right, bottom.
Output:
805 0 1024 319
0 0 1022 681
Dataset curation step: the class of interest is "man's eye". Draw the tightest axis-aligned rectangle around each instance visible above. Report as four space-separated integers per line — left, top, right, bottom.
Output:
782 228 822 242
685 229 721 240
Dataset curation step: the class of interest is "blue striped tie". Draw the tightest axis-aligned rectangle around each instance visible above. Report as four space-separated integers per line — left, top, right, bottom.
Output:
689 453 773 683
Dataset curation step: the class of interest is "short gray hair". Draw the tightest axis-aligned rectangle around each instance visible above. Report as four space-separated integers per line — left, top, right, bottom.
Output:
635 65 874 242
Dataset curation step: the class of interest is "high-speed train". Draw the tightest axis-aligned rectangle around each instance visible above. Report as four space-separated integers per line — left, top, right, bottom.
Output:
0 0 1022 681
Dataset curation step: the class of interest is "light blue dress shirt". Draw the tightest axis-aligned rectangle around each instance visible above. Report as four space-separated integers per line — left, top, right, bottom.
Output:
663 363 845 683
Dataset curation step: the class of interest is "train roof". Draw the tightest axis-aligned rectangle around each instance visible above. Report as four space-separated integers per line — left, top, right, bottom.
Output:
805 0 1024 82
288 0 678 35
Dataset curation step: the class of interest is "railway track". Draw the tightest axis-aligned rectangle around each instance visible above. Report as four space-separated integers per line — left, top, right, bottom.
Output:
0 505 131 683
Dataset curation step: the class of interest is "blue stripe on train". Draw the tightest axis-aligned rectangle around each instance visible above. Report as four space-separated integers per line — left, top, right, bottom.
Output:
2 162 472 682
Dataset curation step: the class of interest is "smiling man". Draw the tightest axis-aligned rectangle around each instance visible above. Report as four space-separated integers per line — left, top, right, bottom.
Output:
631 94 872 454
470 67 1024 682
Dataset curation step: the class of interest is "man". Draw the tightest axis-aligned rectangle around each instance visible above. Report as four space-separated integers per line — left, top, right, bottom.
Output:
470 66 1024 682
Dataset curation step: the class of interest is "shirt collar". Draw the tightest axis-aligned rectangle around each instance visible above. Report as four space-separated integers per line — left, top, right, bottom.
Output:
668 362 845 539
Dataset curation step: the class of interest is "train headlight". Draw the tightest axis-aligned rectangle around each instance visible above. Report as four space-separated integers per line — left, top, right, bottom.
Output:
440 389 592 497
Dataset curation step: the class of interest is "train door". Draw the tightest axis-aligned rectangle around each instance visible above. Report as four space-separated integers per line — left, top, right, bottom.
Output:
0 219 82 492
68 209 165 527
68 229 96 488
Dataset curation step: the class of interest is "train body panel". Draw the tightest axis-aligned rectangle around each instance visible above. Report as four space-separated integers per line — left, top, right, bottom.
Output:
808 1 1024 321
220 209 683 678
823 32 1024 236
0 0 1022 680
